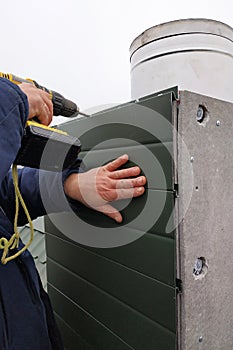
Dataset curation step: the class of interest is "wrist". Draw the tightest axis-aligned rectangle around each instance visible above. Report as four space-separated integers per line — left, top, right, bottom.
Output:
64 173 84 204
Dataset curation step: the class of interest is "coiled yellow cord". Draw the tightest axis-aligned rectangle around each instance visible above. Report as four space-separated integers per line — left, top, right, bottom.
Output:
0 164 34 264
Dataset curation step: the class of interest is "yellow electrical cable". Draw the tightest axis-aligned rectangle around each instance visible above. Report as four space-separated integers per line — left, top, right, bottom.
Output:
0 164 34 264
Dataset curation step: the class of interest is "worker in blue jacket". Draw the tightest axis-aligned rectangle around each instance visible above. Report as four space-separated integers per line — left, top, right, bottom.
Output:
0 77 146 350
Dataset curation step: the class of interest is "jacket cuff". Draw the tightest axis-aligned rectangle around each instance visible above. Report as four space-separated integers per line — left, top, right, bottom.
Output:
62 158 85 184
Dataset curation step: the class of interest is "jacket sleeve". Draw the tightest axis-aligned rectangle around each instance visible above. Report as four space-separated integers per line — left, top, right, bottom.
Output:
0 77 28 186
0 164 82 226
0 78 82 226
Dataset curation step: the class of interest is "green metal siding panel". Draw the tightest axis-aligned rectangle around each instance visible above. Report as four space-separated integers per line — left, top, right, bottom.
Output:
48 279 176 350
50 287 134 350
57 93 174 152
139 92 176 117
55 314 94 350
138 87 178 103
46 189 174 238
46 231 174 286
115 190 174 235
88 233 175 286
47 245 175 331
46 91 177 349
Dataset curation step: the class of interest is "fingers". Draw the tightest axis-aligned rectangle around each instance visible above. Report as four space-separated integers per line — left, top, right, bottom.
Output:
36 96 53 125
114 175 146 189
38 93 53 125
104 154 129 172
115 185 145 200
114 174 146 200
110 166 141 179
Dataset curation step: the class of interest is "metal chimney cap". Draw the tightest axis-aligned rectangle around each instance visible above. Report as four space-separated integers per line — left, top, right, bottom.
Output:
129 18 233 59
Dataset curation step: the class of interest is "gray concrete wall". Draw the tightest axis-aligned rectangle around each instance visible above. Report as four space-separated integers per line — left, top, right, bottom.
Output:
177 91 233 350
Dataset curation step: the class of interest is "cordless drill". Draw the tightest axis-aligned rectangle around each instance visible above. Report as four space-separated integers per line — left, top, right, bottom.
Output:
0 72 87 171
0 72 86 117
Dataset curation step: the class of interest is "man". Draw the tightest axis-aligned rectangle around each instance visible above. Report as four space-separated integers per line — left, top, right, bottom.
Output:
0 77 146 349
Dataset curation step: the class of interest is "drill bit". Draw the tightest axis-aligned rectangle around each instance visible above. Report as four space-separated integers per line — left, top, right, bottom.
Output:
78 111 91 118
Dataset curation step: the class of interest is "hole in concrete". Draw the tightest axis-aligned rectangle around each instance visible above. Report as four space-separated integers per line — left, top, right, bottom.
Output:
193 257 208 279
195 186 199 191
196 105 209 126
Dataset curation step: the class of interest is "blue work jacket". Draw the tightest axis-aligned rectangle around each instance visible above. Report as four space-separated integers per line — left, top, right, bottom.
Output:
0 78 79 350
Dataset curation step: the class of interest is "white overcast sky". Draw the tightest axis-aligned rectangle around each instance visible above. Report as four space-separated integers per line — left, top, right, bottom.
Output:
1 0 233 116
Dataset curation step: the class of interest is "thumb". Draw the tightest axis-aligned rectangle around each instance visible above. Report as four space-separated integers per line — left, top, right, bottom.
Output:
96 204 123 223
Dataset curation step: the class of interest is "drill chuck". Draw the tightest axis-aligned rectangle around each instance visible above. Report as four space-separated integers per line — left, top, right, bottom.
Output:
52 91 78 117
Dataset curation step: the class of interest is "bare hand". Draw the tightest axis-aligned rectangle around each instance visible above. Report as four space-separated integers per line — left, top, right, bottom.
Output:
64 154 147 223
19 83 53 125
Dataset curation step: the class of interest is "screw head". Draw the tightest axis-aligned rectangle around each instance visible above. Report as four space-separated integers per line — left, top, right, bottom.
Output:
199 336 203 343
190 156 194 163
197 107 204 122
216 120 221 126
193 258 203 276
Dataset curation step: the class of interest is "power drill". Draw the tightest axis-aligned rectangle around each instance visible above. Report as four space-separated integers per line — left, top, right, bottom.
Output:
0 72 88 171
0 72 89 118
